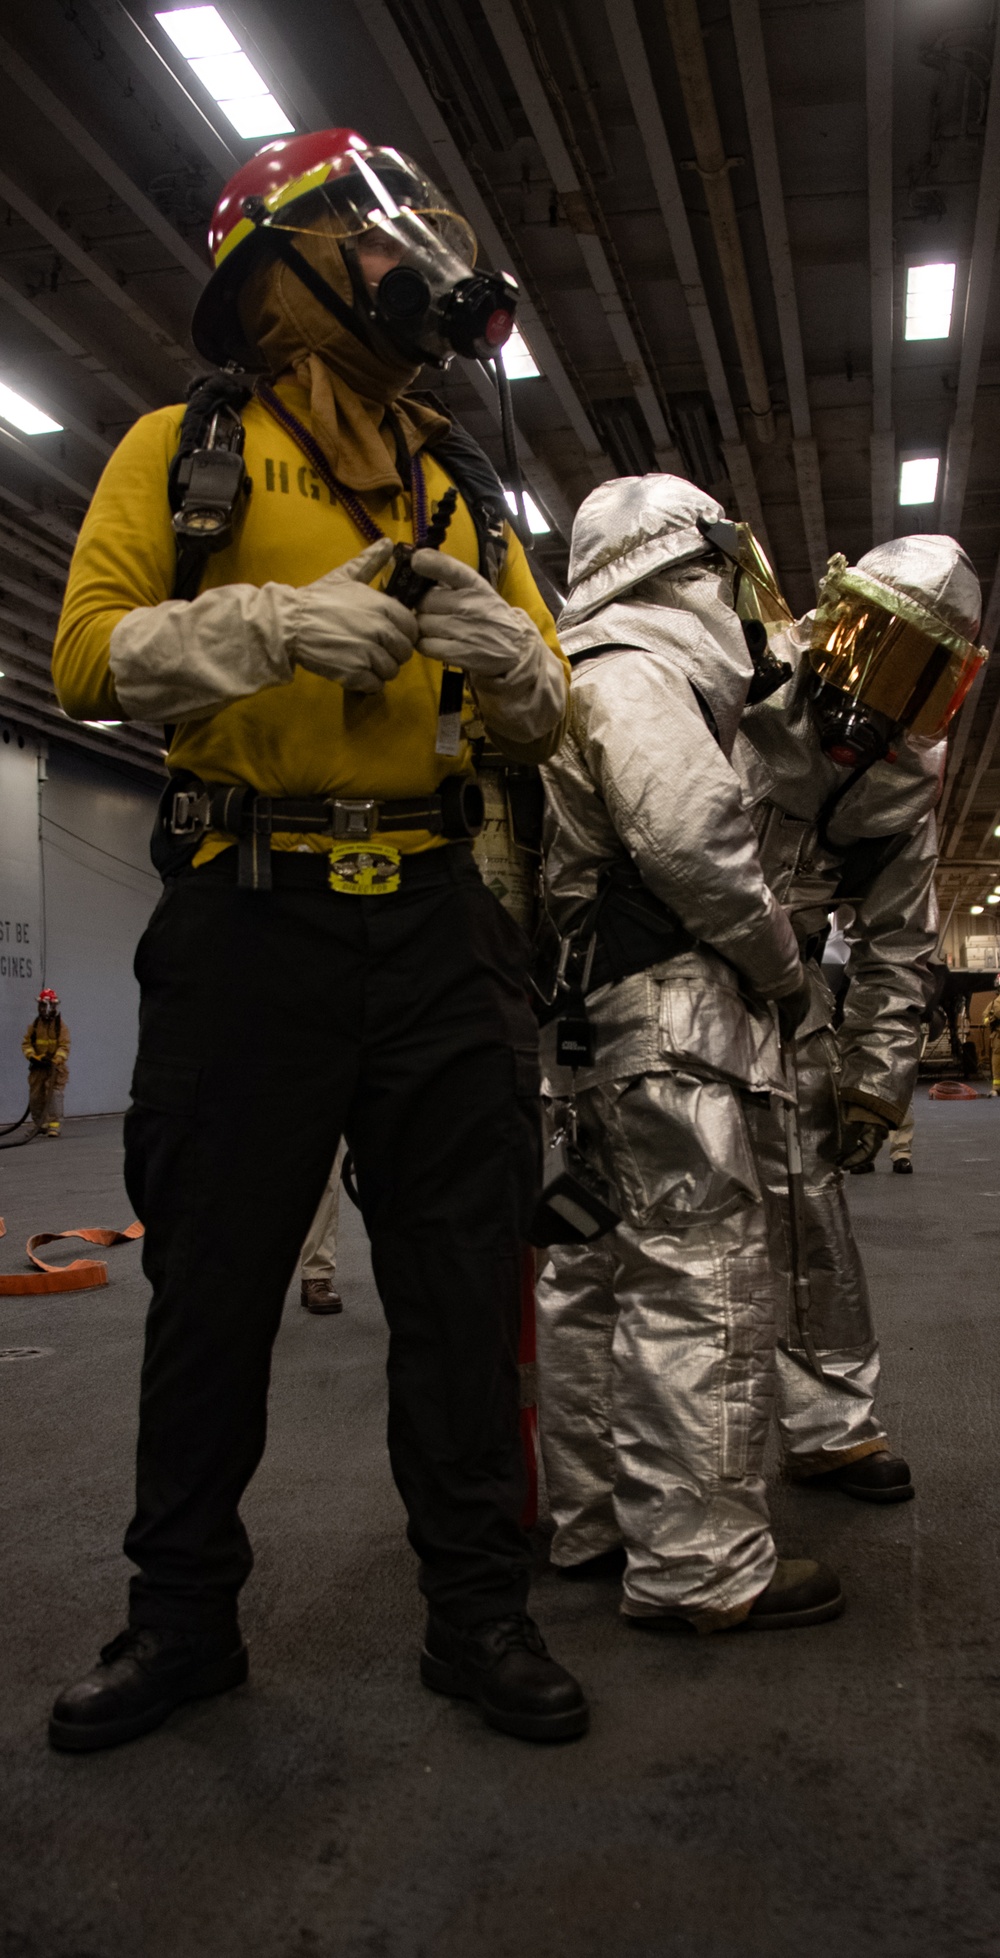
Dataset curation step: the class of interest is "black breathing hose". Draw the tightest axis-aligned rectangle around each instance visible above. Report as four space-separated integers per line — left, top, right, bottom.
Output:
493 347 529 546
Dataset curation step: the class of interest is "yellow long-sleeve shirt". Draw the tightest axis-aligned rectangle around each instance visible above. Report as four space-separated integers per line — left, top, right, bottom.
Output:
52 382 567 856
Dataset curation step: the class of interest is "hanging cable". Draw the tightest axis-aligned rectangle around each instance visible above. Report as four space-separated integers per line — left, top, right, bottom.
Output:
493 346 529 546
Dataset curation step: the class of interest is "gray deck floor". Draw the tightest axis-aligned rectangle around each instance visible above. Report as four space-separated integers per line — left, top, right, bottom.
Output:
1 1091 998 1958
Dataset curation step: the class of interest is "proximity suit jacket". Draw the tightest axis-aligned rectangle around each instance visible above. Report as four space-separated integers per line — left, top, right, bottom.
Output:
541 572 802 1104
734 638 941 1126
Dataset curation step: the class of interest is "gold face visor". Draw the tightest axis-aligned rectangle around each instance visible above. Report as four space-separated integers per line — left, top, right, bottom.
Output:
696 518 793 632
809 567 986 741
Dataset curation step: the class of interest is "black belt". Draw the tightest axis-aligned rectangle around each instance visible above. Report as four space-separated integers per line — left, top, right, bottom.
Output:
156 774 484 890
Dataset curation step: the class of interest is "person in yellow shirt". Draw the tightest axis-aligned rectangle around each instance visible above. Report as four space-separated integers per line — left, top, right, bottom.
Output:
48 129 585 1756
22 988 69 1136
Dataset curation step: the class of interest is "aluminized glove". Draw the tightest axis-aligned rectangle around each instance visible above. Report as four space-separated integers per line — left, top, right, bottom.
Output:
837 1104 890 1169
109 538 416 723
774 973 811 1042
411 549 567 741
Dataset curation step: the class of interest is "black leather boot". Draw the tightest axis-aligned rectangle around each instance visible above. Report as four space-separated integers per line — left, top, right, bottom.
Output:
747 1560 844 1629
421 1613 588 1742
556 1546 627 1582
48 1627 248 1753
822 1452 914 1503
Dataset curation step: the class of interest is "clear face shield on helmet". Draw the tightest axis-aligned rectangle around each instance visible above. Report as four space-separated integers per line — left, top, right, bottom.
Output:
249 145 518 366
808 555 987 768
696 517 795 702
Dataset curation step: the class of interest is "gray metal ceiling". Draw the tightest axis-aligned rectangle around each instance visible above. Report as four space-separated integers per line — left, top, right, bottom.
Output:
1 0 999 912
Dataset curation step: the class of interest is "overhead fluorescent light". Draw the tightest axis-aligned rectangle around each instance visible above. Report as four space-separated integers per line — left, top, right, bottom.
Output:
904 263 957 341
504 488 551 535
970 904 985 915
899 456 939 505
83 720 123 729
0 381 62 436
987 894 1000 904
502 328 541 380
155 7 294 138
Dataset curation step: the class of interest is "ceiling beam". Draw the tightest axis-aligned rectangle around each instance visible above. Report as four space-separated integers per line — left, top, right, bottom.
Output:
0 32 209 289
0 483 79 549
357 0 606 470
662 0 774 445
480 0 681 470
0 519 71 579
603 0 770 549
0 272 156 419
0 424 95 504
866 0 895 544
0 684 164 779
939 28 1000 534
0 165 199 378
729 0 828 587
943 689 1000 859
0 366 112 462
87 0 238 182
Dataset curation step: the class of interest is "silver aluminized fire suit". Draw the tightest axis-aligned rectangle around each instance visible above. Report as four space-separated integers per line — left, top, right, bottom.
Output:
732 536 969 1474
535 476 805 1630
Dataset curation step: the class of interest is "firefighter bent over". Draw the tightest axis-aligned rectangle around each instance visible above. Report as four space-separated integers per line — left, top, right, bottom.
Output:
23 988 69 1136
47 129 585 1753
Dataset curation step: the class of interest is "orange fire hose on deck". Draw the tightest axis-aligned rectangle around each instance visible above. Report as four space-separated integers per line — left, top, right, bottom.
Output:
0 1219 143 1294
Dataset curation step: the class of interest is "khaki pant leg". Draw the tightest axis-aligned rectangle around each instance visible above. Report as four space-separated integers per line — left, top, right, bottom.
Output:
300 1138 346 1280
889 1105 914 1159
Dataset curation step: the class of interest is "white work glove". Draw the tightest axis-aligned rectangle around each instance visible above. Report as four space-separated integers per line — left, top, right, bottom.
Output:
109 538 416 723
411 549 566 743
289 537 416 694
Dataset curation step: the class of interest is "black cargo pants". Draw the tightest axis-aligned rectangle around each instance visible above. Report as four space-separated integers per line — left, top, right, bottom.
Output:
122 845 540 1634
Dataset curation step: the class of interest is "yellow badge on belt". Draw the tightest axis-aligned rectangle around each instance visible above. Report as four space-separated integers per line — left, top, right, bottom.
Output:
326 842 402 896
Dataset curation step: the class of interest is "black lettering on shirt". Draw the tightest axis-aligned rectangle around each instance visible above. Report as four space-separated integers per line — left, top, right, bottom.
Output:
297 466 321 501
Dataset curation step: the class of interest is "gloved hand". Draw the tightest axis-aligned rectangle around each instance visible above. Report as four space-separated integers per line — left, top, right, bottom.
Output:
32 1057 51 1072
109 538 417 723
290 538 417 694
411 550 566 741
774 973 812 1042
837 1104 890 1170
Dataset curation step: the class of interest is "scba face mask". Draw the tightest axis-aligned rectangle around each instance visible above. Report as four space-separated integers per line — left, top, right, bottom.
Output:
696 517 794 702
193 130 518 371
808 553 987 768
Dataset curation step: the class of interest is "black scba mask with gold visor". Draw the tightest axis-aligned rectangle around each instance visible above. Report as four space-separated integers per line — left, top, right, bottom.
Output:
808 554 987 768
696 517 795 702
242 145 518 369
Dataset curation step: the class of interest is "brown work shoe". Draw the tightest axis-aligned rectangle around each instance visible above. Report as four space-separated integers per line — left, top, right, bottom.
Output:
300 1278 343 1315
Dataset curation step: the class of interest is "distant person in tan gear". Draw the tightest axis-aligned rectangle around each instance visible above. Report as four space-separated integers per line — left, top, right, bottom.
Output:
300 1140 347 1314
22 988 69 1136
984 977 1000 1096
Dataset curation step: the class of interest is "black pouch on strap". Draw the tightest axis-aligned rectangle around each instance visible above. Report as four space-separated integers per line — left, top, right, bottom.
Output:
588 860 694 990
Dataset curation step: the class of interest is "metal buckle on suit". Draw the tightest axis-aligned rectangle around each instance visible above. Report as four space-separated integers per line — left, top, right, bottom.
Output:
556 930 597 996
330 799 379 840
170 789 210 837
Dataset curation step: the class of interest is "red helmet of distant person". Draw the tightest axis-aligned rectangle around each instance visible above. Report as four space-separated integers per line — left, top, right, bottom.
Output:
37 988 59 1016
191 128 518 372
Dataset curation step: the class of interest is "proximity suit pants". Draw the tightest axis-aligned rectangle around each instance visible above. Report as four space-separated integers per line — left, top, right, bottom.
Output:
748 1025 887 1474
123 847 540 1635
300 1139 347 1281
536 1069 778 1629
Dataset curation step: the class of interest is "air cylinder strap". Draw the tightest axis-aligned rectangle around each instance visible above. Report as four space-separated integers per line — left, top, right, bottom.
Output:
0 1219 143 1295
